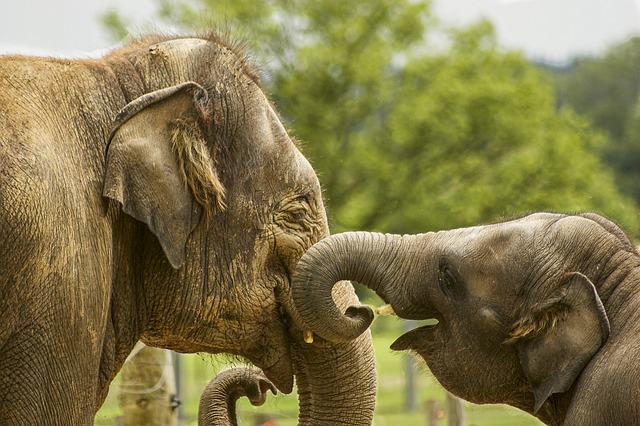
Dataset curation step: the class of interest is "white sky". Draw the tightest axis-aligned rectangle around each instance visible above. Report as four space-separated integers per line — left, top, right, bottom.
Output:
0 0 159 57
0 0 639 62
435 0 640 63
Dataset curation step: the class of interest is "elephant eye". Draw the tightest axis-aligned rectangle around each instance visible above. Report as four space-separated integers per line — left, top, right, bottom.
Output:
286 194 312 222
295 194 310 204
438 258 465 301
273 194 314 229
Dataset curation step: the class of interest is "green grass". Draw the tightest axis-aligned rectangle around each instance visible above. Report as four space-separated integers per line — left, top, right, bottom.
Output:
95 319 543 425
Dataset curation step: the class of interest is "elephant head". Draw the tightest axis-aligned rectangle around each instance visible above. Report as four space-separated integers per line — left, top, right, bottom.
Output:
0 33 374 424
198 367 276 426
100 35 376 424
292 213 640 424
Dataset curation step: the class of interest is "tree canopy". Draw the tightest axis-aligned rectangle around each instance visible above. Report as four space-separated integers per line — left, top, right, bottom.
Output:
546 37 640 212
103 0 640 236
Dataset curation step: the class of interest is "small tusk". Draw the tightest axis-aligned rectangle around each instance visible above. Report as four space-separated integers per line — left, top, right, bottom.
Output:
376 304 396 316
303 330 314 344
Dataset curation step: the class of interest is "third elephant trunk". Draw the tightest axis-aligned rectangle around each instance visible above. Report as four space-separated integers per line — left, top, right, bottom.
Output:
293 330 376 425
291 232 430 343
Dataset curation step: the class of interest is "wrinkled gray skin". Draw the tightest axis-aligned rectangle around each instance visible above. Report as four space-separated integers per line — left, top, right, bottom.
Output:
198 367 276 426
292 213 640 425
0 33 375 425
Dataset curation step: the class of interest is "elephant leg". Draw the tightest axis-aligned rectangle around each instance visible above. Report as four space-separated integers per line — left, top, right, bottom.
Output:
0 327 99 424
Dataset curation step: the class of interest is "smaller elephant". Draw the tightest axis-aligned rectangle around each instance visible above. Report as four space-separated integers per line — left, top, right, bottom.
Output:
291 213 640 425
198 367 276 426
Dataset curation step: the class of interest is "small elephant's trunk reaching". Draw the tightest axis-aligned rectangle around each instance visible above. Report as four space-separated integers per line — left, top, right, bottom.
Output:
292 231 426 342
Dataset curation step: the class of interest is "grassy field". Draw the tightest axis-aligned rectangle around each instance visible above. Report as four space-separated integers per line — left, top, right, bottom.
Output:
95 316 543 425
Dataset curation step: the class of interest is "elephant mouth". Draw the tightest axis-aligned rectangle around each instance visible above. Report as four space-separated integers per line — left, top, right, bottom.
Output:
257 347 294 394
377 301 442 353
241 314 297 395
174 321 296 395
248 289 319 395
390 321 439 353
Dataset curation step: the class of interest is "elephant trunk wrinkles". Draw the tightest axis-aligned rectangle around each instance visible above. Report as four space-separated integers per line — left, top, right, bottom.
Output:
292 231 424 343
198 368 275 426
293 331 377 426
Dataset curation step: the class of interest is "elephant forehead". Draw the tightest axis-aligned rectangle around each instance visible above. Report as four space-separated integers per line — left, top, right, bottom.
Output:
441 224 528 251
253 100 294 150
154 37 209 51
464 213 563 245
292 150 322 188
250 105 320 187
433 223 539 274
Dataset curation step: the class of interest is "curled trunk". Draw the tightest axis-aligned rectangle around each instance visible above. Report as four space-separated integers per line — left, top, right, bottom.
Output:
198 367 276 426
198 267 379 425
291 232 428 342
197 339 377 426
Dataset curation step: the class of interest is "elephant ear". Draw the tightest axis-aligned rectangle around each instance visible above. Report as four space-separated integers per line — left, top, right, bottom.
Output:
507 272 610 413
103 82 225 269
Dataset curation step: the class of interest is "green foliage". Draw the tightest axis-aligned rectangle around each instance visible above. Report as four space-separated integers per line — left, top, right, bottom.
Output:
100 9 130 42
271 0 433 232
551 38 640 142
377 23 636 233
101 1 640 237
545 37 640 211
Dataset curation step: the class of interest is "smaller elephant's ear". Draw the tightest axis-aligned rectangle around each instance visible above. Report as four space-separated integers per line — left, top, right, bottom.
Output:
103 82 225 269
507 272 609 413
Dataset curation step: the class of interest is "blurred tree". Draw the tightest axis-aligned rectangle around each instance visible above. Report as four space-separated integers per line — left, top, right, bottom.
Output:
270 0 433 232
102 1 640 237
546 37 640 210
100 9 130 43
374 22 638 234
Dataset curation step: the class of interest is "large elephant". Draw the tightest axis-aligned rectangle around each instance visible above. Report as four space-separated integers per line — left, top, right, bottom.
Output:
292 213 640 425
0 33 375 425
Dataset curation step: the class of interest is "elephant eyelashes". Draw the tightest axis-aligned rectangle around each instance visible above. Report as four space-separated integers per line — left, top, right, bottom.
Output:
286 195 310 221
437 259 465 301
277 194 312 224
295 194 310 204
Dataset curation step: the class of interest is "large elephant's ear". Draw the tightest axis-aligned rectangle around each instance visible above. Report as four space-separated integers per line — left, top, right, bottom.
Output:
506 272 609 413
103 82 225 269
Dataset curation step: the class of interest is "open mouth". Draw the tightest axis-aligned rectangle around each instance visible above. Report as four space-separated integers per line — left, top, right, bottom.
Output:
389 322 438 352
376 303 440 352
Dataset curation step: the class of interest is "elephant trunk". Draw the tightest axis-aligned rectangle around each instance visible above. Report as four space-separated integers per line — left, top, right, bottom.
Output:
197 339 377 426
291 231 430 342
293 330 377 425
197 367 276 426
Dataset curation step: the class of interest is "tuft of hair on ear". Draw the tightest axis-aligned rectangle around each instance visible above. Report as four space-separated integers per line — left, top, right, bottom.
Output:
503 297 570 345
171 119 226 215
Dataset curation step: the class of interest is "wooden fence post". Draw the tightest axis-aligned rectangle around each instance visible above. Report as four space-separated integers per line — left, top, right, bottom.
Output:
119 344 178 426
425 399 441 426
445 392 466 426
